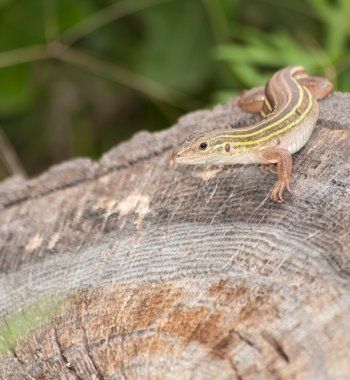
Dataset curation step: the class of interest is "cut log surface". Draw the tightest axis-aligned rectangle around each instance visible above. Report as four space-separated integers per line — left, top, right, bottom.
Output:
0 93 349 379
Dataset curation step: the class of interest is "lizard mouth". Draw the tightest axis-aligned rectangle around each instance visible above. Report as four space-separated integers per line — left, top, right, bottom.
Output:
172 151 211 165
172 146 191 162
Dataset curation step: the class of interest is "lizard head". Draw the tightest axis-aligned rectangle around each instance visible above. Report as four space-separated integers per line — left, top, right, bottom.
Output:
172 130 238 165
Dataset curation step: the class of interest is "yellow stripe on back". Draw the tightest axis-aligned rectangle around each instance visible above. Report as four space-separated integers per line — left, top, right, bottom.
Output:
217 77 303 139
233 87 313 147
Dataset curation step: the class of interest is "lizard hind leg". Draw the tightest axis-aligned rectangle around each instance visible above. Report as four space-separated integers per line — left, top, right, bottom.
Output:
297 76 333 100
258 148 293 203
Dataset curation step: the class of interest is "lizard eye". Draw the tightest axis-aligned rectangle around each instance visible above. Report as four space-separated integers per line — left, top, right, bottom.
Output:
199 142 208 150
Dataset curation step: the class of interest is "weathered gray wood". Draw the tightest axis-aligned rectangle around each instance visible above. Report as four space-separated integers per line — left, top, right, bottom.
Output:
0 93 349 379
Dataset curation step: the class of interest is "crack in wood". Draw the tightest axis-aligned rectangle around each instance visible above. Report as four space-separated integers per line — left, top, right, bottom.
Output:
231 328 256 349
119 335 128 380
78 315 104 380
261 331 290 363
10 348 24 366
212 328 259 379
228 357 243 380
53 326 83 380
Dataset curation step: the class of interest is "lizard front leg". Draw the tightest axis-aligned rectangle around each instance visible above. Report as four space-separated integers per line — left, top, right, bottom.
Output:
257 148 293 203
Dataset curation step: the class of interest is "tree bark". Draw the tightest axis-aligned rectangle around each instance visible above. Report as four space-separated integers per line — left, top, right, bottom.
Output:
0 93 349 379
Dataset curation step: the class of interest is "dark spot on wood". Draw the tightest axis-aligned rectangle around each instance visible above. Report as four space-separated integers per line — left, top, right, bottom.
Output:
225 144 230 153
261 331 290 363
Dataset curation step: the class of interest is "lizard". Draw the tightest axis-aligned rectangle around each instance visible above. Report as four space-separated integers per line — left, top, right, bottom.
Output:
172 66 333 202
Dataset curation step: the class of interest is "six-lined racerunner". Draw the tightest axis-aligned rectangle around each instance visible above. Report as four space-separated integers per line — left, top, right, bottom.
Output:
172 66 333 202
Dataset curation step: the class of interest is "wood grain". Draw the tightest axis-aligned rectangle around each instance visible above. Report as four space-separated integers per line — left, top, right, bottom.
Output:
0 93 349 379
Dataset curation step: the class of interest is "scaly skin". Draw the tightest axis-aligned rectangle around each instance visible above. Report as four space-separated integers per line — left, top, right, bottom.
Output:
173 66 333 203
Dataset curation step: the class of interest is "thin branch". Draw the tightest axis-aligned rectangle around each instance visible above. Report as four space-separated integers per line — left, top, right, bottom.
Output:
60 0 174 46
58 47 202 109
0 1 202 114
0 45 49 70
0 129 27 178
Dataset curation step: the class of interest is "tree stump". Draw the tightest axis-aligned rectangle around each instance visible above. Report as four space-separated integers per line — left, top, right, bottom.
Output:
0 93 349 379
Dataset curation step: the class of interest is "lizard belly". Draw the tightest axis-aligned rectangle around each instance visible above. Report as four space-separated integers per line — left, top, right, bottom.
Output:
279 98 319 154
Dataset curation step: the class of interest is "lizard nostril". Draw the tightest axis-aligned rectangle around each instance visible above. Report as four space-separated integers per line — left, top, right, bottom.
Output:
172 150 180 160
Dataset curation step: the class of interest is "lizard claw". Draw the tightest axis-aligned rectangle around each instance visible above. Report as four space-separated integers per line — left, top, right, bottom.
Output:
270 177 293 203
258 147 293 203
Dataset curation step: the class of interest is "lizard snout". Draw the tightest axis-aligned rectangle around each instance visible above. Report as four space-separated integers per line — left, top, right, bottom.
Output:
172 148 182 161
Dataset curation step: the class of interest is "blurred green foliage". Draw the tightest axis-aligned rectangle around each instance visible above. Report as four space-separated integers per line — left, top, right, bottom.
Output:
0 0 349 178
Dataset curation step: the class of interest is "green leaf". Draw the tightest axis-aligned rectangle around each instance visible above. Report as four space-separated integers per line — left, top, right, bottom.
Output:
0 65 35 116
212 89 239 104
57 0 96 33
216 27 331 86
136 0 214 93
307 0 350 59
0 0 45 50
0 0 13 8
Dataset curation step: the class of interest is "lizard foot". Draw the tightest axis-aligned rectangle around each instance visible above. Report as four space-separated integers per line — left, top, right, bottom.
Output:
270 177 293 203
